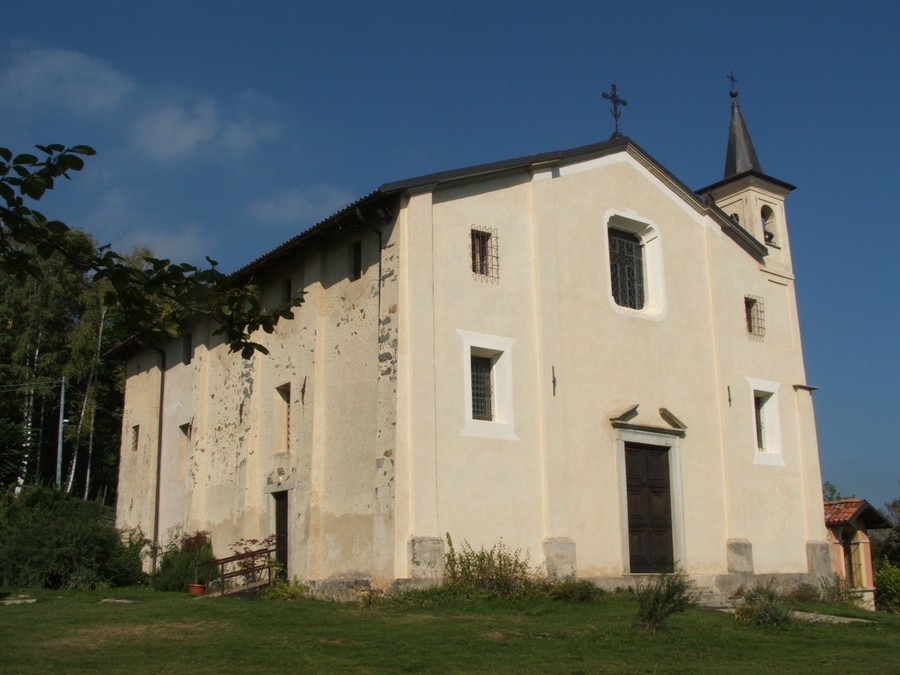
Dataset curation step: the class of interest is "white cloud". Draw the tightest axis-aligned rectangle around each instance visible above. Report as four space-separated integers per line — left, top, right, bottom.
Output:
0 44 134 114
132 99 219 160
132 95 282 160
247 185 356 228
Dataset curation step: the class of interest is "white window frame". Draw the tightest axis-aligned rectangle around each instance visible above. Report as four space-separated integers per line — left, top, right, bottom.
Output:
747 377 784 466
604 211 667 321
457 330 517 441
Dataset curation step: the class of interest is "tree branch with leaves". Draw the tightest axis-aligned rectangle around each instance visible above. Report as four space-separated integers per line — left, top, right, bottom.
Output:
1 144 300 358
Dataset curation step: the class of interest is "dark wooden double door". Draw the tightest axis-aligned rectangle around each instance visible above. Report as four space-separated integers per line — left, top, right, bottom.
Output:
625 442 674 573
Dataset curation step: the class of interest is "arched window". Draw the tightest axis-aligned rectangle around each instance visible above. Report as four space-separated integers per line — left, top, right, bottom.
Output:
605 213 666 319
760 205 776 245
608 229 644 310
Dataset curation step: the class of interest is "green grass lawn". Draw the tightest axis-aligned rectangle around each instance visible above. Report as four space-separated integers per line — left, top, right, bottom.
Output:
1 588 898 673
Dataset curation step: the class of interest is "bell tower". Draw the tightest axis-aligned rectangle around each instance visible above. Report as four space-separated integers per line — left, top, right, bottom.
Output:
700 76 796 272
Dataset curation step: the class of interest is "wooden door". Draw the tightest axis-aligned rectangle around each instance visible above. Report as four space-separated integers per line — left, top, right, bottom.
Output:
273 491 288 578
625 442 674 573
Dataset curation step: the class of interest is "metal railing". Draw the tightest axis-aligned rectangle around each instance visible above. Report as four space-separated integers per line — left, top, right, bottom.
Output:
202 545 277 595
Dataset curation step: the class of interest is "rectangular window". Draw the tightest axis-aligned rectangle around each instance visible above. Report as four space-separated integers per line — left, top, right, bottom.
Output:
747 377 783 465
470 355 494 421
350 241 363 281
275 383 291 453
470 227 499 281
744 295 765 339
609 229 645 309
753 392 770 450
131 425 140 452
458 330 517 441
281 277 293 303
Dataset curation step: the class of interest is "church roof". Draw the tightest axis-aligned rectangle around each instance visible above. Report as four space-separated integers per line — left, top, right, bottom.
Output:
724 88 762 178
824 498 892 530
234 134 766 280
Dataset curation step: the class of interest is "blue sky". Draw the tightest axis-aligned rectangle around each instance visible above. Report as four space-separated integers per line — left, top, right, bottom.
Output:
3 1 898 511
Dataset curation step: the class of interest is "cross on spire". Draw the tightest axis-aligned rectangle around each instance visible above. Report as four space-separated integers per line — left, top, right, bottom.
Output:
602 83 627 137
727 71 739 98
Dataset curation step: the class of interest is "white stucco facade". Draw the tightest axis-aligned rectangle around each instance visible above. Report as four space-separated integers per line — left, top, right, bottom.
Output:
115 134 831 595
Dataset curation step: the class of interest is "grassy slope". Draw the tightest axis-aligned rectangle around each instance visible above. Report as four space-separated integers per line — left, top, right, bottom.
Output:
1 588 898 673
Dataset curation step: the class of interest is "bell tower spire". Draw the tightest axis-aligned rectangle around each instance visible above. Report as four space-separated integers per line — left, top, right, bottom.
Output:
698 74 797 272
724 72 762 178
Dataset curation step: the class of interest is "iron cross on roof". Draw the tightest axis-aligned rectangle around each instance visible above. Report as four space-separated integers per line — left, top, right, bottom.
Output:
602 83 627 137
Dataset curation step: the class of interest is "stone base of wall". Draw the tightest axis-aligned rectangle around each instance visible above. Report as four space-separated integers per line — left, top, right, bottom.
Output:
408 535 445 580
542 537 576 579
305 578 373 602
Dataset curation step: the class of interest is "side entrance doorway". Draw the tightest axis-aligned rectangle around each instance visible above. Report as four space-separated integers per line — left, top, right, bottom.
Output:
273 491 288 577
624 442 674 573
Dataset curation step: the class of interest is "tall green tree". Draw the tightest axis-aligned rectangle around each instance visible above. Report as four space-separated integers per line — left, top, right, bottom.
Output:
0 229 127 498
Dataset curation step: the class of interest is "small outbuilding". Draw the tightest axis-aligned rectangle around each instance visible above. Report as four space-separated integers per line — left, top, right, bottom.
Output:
824 498 892 610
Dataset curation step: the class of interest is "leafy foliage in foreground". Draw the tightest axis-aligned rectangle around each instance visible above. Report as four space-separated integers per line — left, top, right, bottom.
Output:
0 484 145 589
1 144 301 358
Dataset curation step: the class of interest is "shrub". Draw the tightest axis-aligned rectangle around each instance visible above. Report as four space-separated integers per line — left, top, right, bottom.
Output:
729 580 793 627
819 574 856 605
0 485 146 590
634 572 696 632
875 560 900 613
786 582 821 603
260 576 307 601
443 533 545 599
151 528 214 592
733 597 793 626
548 577 604 603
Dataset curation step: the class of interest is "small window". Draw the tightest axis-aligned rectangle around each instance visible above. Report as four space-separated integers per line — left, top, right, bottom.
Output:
744 295 765 339
608 229 644 310
275 383 291 453
458 330 518 440
350 241 363 281
753 392 771 450
470 227 499 282
131 425 140 452
281 277 293 303
470 355 494 421
747 378 783 465
182 333 193 365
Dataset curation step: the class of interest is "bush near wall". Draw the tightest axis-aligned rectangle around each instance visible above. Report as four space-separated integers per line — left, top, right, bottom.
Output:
875 561 900 613
0 485 145 589
151 530 215 592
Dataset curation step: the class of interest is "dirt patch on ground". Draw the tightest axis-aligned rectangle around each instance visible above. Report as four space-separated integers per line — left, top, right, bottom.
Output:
43 621 215 650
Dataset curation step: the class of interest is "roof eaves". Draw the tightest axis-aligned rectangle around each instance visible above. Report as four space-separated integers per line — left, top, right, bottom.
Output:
379 135 631 193
698 169 796 196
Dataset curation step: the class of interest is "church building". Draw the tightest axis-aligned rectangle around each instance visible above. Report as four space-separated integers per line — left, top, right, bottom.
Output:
115 87 832 596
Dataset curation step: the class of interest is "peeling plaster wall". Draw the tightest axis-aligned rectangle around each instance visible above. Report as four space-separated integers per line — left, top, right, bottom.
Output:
117 220 400 583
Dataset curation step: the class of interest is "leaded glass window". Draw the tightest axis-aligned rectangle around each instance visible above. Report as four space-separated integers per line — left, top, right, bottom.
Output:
470 355 494 421
609 229 645 309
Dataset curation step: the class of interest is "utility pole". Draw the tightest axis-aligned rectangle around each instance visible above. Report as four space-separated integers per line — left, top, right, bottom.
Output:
56 376 66 486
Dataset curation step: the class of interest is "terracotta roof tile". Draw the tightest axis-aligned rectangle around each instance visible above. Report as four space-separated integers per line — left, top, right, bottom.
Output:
824 498 892 529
